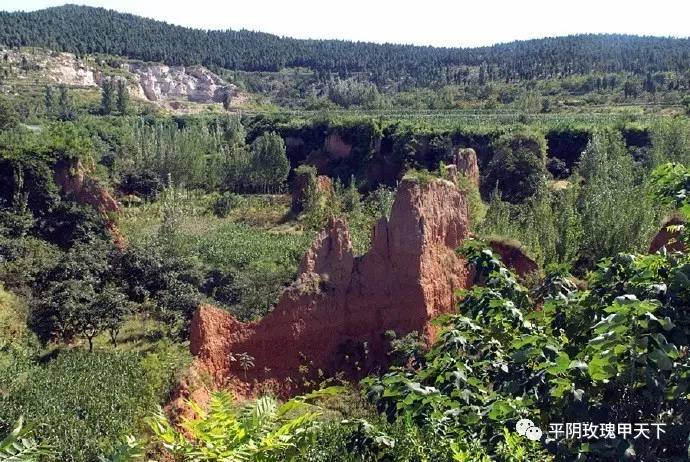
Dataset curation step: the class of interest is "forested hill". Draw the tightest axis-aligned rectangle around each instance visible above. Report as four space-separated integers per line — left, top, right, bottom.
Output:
1 4 689 84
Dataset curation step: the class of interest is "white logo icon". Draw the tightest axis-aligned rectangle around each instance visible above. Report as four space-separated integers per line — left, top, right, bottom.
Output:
525 426 543 441
516 418 542 441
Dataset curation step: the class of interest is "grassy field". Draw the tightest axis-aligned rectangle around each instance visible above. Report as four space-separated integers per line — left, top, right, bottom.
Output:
119 190 314 320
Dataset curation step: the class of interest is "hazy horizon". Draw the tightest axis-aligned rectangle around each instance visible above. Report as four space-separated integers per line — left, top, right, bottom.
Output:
2 0 689 48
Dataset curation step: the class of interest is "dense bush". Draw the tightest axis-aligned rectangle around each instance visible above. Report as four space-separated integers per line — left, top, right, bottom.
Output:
483 131 547 203
649 118 690 166
364 241 690 460
148 388 341 461
480 129 659 270
117 118 292 194
480 183 581 267
0 96 19 131
118 120 218 189
326 78 384 109
302 417 457 462
577 129 658 266
118 169 164 200
249 131 290 193
211 192 241 218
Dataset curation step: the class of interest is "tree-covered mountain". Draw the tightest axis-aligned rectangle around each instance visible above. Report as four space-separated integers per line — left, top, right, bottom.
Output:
0 4 689 86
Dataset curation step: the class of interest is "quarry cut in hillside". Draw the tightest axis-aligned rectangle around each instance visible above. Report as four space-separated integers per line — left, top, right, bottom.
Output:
184 178 472 400
126 62 243 105
0 48 246 110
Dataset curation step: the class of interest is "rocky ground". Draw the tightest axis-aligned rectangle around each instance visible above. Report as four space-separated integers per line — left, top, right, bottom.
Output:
0 47 249 112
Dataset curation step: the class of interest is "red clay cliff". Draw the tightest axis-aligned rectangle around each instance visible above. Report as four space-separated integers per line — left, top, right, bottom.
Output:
488 238 539 278
649 216 686 254
53 158 124 247
188 178 472 398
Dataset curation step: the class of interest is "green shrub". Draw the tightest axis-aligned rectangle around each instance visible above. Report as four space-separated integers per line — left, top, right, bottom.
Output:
650 118 690 166
148 390 336 461
212 192 242 218
118 169 163 201
480 129 658 270
0 96 19 131
293 165 320 213
302 417 456 462
577 130 658 266
483 131 547 203
364 242 690 461
249 131 290 193
479 184 581 267
650 162 690 213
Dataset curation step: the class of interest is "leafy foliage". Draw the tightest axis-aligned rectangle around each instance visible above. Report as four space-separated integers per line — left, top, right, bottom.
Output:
0 417 53 462
480 128 658 270
650 162 690 215
483 131 547 203
0 97 18 132
249 132 290 193
650 118 690 167
480 183 581 267
577 130 658 265
97 436 142 462
364 241 690 460
148 389 340 461
118 169 163 201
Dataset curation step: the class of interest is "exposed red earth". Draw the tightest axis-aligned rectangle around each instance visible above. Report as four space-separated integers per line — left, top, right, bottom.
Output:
53 158 125 247
488 239 539 278
181 178 473 405
649 216 686 254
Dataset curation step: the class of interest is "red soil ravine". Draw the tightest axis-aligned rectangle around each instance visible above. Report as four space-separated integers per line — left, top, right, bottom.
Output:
185 179 472 400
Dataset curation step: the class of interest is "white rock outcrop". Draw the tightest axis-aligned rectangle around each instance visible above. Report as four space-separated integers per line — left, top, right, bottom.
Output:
0 48 242 107
49 53 101 87
127 63 235 103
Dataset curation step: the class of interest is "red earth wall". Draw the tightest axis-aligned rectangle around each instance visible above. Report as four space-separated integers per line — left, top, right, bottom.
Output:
649 217 686 254
53 159 124 247
187 179 472 398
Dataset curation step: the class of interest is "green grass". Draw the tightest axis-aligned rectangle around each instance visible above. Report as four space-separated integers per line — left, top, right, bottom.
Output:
0 343 189 462
120 191 313 320
0 285 190 462
120 191 311 271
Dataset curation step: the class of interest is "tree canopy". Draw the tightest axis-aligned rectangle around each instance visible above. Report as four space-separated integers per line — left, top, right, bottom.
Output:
1 5 689 88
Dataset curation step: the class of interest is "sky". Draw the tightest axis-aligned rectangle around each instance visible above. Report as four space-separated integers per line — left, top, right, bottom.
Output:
2 0 689 48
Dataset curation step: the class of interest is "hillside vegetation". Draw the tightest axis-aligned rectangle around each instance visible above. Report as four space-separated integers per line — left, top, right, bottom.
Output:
1 6 690 112
2 6 690 80
1 5 690 461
